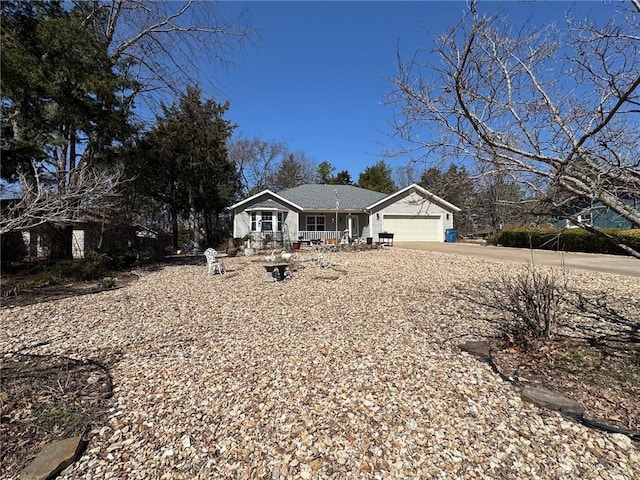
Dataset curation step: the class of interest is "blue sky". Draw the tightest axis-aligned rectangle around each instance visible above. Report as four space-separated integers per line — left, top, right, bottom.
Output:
213 1 615 181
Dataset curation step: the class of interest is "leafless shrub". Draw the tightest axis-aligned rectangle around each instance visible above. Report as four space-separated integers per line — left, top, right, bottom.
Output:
470 266 568 344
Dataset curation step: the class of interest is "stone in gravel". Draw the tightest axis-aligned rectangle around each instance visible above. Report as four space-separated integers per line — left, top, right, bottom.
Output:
460 340 491 360
18 436 85 480
520 385 585 416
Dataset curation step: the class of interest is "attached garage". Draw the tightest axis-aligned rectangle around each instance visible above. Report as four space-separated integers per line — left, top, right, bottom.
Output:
383 215 442 242
230 183 460 246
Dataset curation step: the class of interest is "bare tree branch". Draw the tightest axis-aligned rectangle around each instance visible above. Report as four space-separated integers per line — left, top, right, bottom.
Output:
227 137 287 195
81 0 256 107
388 0 640 241
1 166 125 235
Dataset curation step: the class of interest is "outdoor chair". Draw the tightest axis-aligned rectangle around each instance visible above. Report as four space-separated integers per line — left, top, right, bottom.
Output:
204 248 224 275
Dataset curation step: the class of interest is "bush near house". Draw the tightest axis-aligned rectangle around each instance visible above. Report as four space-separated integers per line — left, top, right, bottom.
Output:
0 232 27 267
487 228 640 255
42 255 111 282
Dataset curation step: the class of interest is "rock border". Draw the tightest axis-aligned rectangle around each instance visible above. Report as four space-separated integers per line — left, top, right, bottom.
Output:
18 435 87 480
459 340 640 443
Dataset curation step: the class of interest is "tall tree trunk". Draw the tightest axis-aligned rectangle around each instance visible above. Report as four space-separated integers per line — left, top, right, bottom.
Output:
171 207 179 251
205 212 217 248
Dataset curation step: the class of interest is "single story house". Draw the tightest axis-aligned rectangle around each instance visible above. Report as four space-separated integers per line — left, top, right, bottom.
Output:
18 222 158 260
228 183 460 247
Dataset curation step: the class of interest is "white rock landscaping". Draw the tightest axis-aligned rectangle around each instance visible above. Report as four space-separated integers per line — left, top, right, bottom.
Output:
1 248 638 479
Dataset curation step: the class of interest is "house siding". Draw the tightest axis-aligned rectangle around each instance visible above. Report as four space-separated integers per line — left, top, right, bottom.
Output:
230 184 459 246
370 191 454 240
552 198 640 229
232 194 299 241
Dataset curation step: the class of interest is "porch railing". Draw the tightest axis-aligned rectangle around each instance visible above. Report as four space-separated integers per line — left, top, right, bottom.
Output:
297 230 342 242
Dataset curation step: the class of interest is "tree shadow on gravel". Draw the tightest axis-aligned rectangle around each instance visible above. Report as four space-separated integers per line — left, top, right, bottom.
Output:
0 352 115 474
1 272 139 309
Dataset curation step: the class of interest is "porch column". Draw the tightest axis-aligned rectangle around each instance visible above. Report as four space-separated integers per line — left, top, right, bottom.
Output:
347 215 353 239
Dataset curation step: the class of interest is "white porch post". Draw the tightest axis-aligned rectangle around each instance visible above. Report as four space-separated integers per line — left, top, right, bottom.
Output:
347 215 352 239
232 213 237 238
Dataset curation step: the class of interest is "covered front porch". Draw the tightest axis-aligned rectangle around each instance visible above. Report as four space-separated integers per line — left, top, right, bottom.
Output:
297 212 366 244
297 230 344 243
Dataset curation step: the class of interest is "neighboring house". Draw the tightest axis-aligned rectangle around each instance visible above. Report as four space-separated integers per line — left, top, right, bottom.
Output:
19 221 156 260
228 183 460 247
553 198 640 229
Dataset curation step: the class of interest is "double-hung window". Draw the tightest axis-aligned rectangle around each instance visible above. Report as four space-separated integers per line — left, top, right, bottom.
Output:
251 211 284 232
261 212 273 231
306 215 325 231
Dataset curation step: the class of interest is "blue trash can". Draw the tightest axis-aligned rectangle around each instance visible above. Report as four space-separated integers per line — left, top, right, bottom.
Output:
445 229 458 243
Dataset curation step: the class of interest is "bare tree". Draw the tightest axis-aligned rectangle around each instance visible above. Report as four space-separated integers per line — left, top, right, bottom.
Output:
388 0 640 256
393 163 421 189
267 151 316 191
1 166 124 235
84 0 254 111
227 136 288 195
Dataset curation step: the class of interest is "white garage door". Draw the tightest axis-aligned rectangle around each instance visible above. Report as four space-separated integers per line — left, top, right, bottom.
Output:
383 215 442 242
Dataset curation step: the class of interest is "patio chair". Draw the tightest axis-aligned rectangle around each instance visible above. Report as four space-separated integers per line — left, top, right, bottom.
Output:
204 248 224 275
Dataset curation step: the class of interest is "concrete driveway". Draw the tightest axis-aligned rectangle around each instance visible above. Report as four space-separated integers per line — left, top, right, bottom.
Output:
395 242 640 277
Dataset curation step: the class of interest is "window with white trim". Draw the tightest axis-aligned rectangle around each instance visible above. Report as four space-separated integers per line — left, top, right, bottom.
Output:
251 212 257 231
261 211 273 231
277 212 285 231
306 215 325 231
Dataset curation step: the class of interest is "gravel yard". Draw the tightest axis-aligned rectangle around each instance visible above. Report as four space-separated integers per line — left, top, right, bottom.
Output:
1 248 639 479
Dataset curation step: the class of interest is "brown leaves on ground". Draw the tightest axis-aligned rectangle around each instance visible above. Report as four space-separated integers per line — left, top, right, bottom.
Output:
491 337 640 433
0 354 111 473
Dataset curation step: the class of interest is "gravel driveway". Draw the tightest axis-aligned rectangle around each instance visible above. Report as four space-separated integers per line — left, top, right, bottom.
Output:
2 248 638 479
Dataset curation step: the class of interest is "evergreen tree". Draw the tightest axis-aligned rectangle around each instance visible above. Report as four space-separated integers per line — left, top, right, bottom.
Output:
315 161 335 184
1 0 134 256
357 161 396 193
1 0 251 253
330 170 353 185
128 86 239 248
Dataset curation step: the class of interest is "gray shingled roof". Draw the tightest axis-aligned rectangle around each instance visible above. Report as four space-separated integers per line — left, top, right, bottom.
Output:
247 199 288 210
277 184 387 211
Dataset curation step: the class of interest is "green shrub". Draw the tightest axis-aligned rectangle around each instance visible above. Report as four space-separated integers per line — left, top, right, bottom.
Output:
487 228 640 255
100 277 116 289
100 248 136 270
42 256 110 283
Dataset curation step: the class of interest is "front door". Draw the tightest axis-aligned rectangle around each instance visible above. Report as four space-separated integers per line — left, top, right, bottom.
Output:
350 216 360 238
